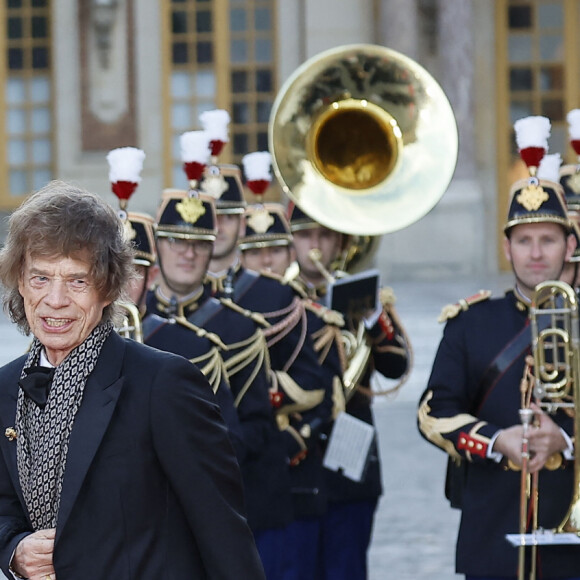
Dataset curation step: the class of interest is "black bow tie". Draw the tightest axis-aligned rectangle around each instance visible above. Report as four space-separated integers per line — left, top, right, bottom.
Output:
19 366 56 409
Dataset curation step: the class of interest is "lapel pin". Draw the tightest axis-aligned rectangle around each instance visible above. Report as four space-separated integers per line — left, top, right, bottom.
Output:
5 428 17 441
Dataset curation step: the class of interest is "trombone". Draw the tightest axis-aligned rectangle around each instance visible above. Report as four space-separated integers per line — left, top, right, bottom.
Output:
514 280 580 580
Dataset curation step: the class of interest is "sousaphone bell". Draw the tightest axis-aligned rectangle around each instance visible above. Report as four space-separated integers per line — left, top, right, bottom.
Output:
268 43 458 238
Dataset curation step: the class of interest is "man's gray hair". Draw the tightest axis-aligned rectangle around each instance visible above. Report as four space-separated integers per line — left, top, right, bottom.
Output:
0 180 135 333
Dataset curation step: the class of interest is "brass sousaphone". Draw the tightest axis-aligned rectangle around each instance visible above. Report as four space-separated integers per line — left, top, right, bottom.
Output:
269 43 458 241
269 45 458 396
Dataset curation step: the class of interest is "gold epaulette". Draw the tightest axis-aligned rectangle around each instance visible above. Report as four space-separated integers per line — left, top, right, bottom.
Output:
437 290 492 323
261 268 307 298
259 269 284 283
219 297 271 329
303 300 345 327
282 261 301 284
286 278 307 298
379 286 396 307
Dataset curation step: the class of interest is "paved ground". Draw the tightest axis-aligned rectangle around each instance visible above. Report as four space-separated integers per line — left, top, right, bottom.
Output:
367 274 513 580
0 273 514 579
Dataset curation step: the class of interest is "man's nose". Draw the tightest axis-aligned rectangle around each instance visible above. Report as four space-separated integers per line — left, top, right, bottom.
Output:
182 243 198 258
44 280 70 306
530 240 542 257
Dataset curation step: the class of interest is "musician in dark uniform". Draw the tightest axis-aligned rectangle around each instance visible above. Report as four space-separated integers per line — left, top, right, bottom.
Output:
141 189 293 579
122 211 158 310
288 204 410 580
417 175 580 579
202 164 334 483
240 202 347 579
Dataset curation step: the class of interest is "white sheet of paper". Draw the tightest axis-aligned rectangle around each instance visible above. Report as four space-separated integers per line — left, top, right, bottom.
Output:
323 412 375 482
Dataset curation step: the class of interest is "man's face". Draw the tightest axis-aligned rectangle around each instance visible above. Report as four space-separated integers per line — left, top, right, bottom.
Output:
503 222 576 298
292 226 343 280
212 214 244 260
156 237 212 297
241 246 291 276
18 253 111 366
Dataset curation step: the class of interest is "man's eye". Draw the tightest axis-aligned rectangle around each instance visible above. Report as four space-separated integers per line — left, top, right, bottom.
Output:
68 279 87 290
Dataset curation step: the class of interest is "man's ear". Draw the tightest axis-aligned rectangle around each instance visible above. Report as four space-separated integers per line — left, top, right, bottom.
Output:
238 216 246 238
502 235 512 264
146 264 160 288
566 232 577 262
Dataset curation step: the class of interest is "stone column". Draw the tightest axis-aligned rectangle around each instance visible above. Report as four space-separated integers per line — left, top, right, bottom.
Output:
377 0 419 61
439 0 475 176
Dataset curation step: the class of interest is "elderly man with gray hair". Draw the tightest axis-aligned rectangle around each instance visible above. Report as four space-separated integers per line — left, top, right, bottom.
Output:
0 180 264 580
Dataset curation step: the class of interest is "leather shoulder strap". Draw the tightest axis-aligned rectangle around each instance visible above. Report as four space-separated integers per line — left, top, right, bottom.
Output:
233 269 259 302
186 297 223 327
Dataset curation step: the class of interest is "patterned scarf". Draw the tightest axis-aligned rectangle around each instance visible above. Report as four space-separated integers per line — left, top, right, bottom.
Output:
15 322 113 530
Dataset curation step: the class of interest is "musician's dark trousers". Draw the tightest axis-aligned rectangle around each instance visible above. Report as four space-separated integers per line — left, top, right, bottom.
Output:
317 498 377 580
281 517 321 580
254 526 289 580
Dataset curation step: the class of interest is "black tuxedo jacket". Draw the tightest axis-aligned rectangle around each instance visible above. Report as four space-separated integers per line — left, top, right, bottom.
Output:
0 332 265 579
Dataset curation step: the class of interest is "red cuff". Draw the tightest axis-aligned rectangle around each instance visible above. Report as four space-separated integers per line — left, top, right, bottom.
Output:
378 312 394 340
457 431 488 458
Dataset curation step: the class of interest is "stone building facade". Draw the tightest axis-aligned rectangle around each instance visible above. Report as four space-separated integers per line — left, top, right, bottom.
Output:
1 1 577 281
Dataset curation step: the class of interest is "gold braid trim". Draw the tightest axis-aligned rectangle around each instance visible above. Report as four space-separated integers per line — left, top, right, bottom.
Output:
417 391 478 462
222 330 269 407
274 370 325 413
303 300 345 327
311 324 341 365
220 297 271 328
374 302 413 398
174 316 228 350
332 375 346 419
275 419 307 451
263 297 307 371
189 347 228 395
204 273 224 295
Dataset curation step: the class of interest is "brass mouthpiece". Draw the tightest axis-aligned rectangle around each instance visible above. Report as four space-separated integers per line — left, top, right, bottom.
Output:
308 248 322 262
308 248 334 284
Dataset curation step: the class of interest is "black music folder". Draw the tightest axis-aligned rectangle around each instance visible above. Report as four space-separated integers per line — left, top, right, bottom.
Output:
326 268 380 328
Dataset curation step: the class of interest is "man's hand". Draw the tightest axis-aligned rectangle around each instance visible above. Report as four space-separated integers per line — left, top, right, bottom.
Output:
526 403 568 472
11 528 55 580
493 403 567 473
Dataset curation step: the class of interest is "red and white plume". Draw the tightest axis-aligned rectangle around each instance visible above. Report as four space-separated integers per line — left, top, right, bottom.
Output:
242 151 272 197
199 109 230 158
536 152 562 183
567 109 580 156
180 130 211 186
107 147 146 210
514 115 551 173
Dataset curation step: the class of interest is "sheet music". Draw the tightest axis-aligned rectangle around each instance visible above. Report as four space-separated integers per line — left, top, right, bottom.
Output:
323 412 375 482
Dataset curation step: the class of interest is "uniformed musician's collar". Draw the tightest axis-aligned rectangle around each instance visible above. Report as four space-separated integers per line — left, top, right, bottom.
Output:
205 258 242 294
513 284 532 311
207 256 241 280
154 285 204 317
